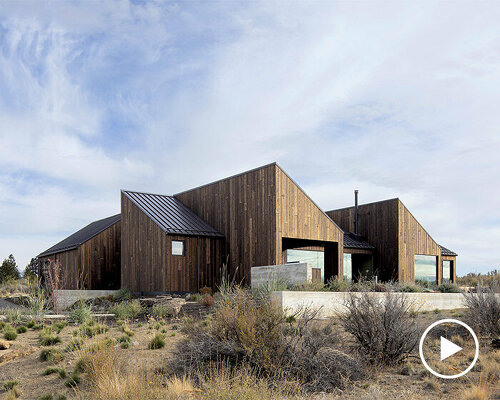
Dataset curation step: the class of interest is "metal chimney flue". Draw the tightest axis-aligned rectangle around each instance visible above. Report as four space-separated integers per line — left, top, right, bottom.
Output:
354 190 359 234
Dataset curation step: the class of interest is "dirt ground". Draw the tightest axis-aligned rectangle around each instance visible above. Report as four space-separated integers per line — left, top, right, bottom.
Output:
0 308 498 400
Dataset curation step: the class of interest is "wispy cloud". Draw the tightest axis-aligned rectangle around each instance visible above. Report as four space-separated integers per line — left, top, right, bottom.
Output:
0 0 499 274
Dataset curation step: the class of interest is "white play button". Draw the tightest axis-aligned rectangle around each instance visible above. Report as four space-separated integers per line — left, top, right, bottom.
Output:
440 336 462 361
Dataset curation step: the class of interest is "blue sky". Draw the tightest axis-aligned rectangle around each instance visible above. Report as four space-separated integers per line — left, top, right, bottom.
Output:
0 1 499 275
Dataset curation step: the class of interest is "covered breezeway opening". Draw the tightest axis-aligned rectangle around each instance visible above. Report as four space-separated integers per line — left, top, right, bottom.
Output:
282 237 340 284
343 248 375 283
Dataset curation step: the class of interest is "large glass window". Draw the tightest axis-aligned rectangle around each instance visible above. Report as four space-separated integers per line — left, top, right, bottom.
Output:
343 253 352 283
442 260 452 283
414 255 437 283
286 249 324 280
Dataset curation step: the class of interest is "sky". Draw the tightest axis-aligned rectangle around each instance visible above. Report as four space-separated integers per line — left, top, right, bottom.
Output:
0 0 499 276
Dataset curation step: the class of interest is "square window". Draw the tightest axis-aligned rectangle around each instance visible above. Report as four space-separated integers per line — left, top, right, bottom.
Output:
172 240 184 256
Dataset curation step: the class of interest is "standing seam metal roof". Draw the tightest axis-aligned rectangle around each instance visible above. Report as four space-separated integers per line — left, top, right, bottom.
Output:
122 190 223 237
38 214 121 257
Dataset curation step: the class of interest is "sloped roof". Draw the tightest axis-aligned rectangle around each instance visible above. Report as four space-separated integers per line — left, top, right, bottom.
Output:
343 232 375 250
39 214 121 257
439 245 458 256
122 190 223 237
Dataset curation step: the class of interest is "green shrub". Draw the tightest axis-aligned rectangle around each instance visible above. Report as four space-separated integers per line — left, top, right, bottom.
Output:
399 284 420 293
41 367 66 378
54 321 68 333
3 327 17 341
438 282 461 293
68 301 93 324
64 374 80 388
120 341 130 349
39 329 61 346
26 320 36 329
326 277 350 292
151 303 175 318
39 394 66 400
75 320 108 338
117 334 131 344
2 380 18 390
65 337 85 352
109 300 143 319
147 333 165 349
113 288 132 302
39 348 65 363
118 323 134 337
16 325 27 334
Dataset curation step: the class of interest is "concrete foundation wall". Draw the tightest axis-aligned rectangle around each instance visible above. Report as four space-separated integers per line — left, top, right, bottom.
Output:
251 262 311 288
56 289 118 310
270 291 488 318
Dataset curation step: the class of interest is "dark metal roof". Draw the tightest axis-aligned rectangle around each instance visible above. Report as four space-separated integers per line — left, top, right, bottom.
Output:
343 232 375 250
439 245 457 256
39 214 121 257
122 190 223 237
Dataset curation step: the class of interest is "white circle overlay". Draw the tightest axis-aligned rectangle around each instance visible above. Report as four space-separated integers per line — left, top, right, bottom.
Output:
419 318 479 379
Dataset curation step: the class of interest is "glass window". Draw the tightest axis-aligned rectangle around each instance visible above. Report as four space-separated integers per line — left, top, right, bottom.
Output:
171 240 184 256
414 255 437 283
286 249 324 280
343 253 352 283
442 260 452 282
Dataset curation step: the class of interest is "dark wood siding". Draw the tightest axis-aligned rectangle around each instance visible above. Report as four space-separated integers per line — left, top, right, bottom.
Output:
38 222 121 290
327 199 399 281
275 166 343 278
78 221 121 289
398 202 441 283
121 194 224 292
175 164 277 284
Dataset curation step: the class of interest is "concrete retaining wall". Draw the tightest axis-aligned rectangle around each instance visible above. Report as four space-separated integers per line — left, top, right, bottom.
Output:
55 289 118 310
251 262 311 288
271 291 480 318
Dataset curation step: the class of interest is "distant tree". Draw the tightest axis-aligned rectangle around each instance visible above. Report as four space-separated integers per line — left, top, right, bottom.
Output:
0 254 21 283
24 257 39 280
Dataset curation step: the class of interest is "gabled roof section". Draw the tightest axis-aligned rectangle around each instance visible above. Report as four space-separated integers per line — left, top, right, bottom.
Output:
439 245 458 256
122 190 223 237
39 214 121 257
344 232 375 250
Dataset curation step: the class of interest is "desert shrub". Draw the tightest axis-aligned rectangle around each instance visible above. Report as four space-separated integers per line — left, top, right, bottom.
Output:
463 283 500 338
113 288 132 302
151 303 175 318
148 333 165 349
68 300 93 324
26 283 48 319
39 327 62 346
64 374 80 388
438 282 461 293
54 321 68 333
39 348 65 363
3 326 17 341
26 320 36 329
117 334 131 344
397 283 420 293
172 286 365 392
200 295 215 307
75 319 109 338
109 300 143 319
42 367 66 378
2 380 18 390
16 325 27 334
326 276 350 292
117 323 134 337
457 270 500 288
339 291 420 365
200 286 212 295
39 395 67 400
65 337 85 352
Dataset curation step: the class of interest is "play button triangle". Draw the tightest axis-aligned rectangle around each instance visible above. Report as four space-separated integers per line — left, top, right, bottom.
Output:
441 336 462 361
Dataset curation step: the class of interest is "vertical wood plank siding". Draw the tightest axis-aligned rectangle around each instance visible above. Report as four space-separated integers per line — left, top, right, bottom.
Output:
38 221 121 290
175 164 277 285
121 194 223 292
175 164 343 284
398 202 441 283
275 167 343 278
327 199 453 284
327 199 399 281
